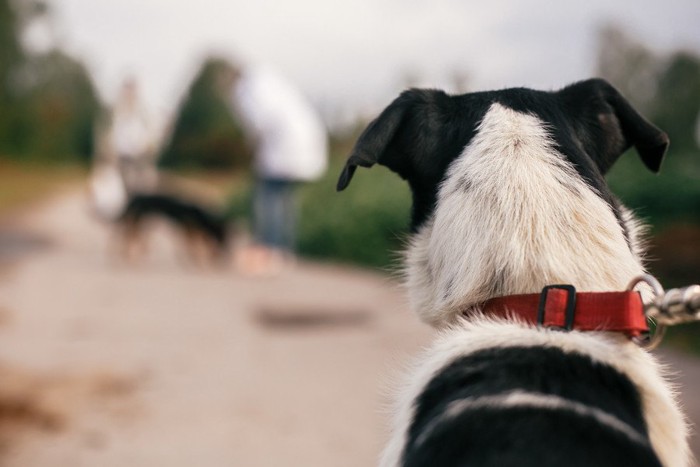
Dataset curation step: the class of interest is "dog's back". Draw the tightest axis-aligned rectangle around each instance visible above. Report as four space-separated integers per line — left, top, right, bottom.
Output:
403 342 660 467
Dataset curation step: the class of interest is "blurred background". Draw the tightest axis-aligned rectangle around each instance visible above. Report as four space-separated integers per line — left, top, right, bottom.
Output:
0 0 699 465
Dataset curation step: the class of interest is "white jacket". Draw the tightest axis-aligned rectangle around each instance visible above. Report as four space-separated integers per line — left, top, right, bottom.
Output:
232 67 328 181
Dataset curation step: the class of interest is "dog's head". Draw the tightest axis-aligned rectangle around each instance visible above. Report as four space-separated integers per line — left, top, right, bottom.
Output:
338 79 668 327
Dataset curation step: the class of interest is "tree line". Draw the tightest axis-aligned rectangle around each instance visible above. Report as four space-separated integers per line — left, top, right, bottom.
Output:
0 0 250 168
0 0 99 163
597 25 700 226
0 2 698 187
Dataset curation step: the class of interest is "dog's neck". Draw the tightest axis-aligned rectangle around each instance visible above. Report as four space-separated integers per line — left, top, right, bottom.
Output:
404 104 646 327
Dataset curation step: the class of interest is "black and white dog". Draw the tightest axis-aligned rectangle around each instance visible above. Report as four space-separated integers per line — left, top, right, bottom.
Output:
337 79 689 466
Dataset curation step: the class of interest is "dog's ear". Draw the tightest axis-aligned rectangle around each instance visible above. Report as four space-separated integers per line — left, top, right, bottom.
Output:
561 78 669 174
336 97 405 191
337 90 430 191
599 79 668 172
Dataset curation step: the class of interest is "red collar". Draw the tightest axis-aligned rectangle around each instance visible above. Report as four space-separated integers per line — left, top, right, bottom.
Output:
479 285 649 338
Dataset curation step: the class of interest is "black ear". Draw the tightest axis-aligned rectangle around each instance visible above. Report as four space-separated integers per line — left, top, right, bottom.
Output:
599 79 668 172
564 79 669 173
336 93 413 191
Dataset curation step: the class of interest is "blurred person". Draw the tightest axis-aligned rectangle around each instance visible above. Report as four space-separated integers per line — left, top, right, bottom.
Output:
104 77 158 194
229 65 328 275
88 77 156 222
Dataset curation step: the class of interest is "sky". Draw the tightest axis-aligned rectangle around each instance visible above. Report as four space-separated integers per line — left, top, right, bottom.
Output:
30 0 700 129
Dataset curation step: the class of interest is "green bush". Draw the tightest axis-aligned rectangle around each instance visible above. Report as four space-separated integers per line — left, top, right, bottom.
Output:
160 57 252 170
225 156 412 271
607 149 700 229
225 146 698 272
297 157 411 270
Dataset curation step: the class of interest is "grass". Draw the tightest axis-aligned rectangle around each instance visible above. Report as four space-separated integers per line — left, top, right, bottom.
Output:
0 160 86 217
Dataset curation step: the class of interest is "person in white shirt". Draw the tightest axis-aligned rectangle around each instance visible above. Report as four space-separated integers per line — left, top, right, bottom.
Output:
229 65 328 274
89 78 155 222
105 78 158 194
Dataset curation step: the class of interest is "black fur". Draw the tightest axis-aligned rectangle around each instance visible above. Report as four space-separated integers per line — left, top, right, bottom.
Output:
405 346 660 467
337 79 668 233
120 193 229 254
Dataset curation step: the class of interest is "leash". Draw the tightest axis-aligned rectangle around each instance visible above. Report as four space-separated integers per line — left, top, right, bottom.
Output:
628 274 700 349
479 274 700 351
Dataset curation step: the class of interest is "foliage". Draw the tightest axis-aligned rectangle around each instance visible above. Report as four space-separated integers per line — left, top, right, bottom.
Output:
296 156 411 270
598 25 700 228
0 0 27 147
0 0 23 94
0 0 101 163
160 57 252 170
607 152 700 228
225 153 412 271
596 26 660 114
9 50 100 161
224 27 700 271
652 52 700 156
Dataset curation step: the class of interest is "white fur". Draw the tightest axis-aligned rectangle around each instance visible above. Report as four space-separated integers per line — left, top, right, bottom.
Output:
416 390 649 448
383 103 689 466
405 104 647 327
380 318 690 467
620 204 650 264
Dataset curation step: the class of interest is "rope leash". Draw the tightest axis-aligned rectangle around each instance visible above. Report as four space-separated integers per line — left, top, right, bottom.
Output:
628 274 700 349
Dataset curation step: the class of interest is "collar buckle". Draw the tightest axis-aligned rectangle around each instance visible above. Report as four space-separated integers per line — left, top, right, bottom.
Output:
537 284 577 331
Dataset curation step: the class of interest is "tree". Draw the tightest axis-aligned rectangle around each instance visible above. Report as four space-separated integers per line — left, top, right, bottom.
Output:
596 25 660 113
0 0 25 150
15 50 101 161
0 0 101 162
160 57 251 170
652 52 700 157
597 24 700 158
597 25 700 226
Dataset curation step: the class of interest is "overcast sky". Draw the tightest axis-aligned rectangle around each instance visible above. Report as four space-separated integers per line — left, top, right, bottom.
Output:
35 0 700 128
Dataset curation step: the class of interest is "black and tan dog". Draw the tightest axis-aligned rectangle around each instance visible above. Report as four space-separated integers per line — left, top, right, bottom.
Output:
118 193 230 265
338 79 689 466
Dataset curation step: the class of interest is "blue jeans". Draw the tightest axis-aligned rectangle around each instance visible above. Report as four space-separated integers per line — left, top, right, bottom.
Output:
253 178 298 252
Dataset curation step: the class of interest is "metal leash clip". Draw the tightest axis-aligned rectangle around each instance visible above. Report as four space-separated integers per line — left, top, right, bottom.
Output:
628 274 700 350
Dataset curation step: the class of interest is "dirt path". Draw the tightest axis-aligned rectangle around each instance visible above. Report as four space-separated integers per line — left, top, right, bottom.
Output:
0 191 432 466
0 192 698 466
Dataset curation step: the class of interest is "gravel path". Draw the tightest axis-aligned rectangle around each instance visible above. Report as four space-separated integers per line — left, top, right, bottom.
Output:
0 191 697 465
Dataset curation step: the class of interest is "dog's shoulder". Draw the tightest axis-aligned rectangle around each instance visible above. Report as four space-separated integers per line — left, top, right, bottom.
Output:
382 318 689 467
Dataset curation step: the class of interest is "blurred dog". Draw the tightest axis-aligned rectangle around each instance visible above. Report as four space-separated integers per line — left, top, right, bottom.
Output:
338 79 689 466
118 193 230 265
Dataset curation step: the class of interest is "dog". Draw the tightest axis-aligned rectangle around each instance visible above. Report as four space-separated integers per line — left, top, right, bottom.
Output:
118 193 230 265
337 79 689 466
